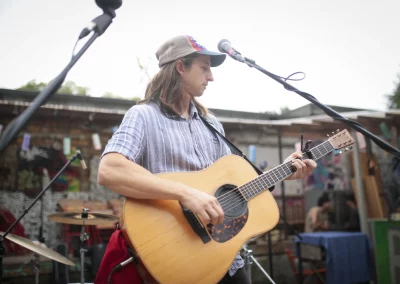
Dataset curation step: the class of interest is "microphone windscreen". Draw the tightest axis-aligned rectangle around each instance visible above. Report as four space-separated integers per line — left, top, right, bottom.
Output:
217 39 231 53
95 0 122 11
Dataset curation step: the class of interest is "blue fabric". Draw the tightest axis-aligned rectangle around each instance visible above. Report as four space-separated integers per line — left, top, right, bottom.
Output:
295 232 372 284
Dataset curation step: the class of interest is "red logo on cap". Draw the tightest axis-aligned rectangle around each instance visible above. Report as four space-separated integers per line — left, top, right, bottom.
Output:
187 36 206 51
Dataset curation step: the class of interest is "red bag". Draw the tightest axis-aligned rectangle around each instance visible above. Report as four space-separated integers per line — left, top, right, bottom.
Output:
0 208 28 254
94 230 143 284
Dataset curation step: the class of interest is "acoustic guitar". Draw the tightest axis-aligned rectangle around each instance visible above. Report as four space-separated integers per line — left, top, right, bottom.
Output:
121 129 355 284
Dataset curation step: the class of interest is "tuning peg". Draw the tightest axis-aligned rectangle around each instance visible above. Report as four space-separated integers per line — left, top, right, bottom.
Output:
327 134 330 137
349 146 353 150
344 147 349 151
336 129 340 133
332 131 335 134
339 150 343 154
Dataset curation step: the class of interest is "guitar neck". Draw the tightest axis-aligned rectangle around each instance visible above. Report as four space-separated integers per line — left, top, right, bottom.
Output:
239 140 334 201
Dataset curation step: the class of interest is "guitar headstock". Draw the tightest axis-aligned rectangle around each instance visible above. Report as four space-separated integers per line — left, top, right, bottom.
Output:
328 129 355 151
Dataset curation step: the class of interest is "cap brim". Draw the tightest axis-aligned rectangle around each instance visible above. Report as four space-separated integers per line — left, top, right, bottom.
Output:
196 50 226 67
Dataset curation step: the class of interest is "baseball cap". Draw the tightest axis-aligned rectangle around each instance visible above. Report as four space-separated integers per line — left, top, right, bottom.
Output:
156 35 226 68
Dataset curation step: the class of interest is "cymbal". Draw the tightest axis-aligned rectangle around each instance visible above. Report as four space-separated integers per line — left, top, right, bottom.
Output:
0 231 75 266
48 212 119 225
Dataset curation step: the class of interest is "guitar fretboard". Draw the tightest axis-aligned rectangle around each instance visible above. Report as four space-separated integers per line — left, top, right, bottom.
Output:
239 140 334 201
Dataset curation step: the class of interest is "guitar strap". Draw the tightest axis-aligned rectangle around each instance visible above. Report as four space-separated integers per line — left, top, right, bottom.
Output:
200 116 275 192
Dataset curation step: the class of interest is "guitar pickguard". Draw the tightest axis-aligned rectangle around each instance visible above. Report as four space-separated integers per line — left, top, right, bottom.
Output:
208 184 249 243
208 210 249 243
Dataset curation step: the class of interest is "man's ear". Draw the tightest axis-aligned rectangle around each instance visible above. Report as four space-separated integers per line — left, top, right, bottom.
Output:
175 60 185 75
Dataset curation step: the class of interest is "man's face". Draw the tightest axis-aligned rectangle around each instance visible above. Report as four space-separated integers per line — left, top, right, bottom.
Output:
322 201 331 211
180 54 214 97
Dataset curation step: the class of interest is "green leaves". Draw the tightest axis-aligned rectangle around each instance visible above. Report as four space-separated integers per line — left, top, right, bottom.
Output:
387 74 400 109
17 79 90 96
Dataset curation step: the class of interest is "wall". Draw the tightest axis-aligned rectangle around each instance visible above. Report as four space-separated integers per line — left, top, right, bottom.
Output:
0 113 121 246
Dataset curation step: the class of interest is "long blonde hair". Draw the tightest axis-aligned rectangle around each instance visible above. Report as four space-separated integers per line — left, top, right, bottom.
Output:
137 53 209 116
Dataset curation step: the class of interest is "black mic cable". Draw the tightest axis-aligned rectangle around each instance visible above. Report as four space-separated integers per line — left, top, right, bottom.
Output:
107 256 134 284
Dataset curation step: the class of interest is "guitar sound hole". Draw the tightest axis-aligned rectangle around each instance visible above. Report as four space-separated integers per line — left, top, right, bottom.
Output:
215 184 247 218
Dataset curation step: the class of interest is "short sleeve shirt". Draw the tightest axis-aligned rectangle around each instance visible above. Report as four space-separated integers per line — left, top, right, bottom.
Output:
102 101 244 276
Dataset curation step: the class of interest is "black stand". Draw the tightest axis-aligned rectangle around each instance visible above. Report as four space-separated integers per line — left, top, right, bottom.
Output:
38 193 45 244
236 56 400 158
239 55 400 223
0 151 85 284
243 244 276 284
226 50 400 284
0 3 119 283
0 10 117 155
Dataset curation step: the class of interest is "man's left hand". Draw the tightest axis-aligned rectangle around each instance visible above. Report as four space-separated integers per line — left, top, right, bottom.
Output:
284 151 317 180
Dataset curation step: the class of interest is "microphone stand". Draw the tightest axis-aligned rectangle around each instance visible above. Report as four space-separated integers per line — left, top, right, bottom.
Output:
238 57 400 158
229 53 400 282
0 151 86 284
0 9 117 155
238 56 400 221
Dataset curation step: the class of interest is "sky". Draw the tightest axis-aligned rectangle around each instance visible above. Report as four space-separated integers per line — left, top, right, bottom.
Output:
1 0 400 114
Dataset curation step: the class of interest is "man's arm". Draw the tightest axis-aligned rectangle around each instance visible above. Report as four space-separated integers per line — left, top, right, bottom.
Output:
99 152 188 200
98 153 224 225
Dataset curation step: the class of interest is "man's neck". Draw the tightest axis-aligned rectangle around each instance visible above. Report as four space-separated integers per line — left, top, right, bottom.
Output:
178 93 192 119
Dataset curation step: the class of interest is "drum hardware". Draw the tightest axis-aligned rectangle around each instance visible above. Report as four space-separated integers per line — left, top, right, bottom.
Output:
0 151 85 284
0 231 75 267
48 208 118 284
47 211 119 226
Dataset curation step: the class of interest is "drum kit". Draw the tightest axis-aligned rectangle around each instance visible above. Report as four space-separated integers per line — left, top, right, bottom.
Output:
1 208 119 284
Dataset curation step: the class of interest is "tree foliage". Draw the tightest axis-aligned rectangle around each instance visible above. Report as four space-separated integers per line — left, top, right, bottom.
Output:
17 80 141 101
101 92 140 101
279 106 290 114
102 91 123 99
387 75 400 109
17 79 90 96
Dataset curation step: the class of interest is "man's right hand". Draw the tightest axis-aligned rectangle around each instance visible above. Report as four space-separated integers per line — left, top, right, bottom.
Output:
179 188 225 225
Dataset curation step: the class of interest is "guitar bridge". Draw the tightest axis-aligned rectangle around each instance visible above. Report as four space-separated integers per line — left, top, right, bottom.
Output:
180 203 211 244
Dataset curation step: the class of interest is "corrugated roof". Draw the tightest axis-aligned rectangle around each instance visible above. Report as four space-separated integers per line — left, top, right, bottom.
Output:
216 110 400 126
1 88 398 129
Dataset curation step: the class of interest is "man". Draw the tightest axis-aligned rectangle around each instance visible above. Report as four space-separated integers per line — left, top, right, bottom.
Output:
304 192 331 233
96 35 317 283
344 191 360 232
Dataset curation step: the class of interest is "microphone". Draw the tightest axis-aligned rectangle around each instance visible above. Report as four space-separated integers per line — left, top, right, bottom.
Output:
78 0 122 39
95 0 123 11
217 39 245 62
76 150 88 170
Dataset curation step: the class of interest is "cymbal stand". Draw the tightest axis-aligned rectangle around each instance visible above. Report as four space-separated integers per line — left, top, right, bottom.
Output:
32 251 40 284
242 244 276 284
80 208 90 284
0 150 86 284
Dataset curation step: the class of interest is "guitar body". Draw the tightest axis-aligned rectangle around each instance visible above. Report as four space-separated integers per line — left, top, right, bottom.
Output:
121 155 280 284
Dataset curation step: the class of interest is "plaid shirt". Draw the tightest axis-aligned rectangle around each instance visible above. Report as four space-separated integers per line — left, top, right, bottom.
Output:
102 101 245 276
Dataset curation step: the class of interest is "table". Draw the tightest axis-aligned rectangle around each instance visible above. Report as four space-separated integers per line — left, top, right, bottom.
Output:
296 232 372 284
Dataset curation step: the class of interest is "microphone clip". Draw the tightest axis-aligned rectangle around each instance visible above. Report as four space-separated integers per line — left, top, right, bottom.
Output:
76 150 88 170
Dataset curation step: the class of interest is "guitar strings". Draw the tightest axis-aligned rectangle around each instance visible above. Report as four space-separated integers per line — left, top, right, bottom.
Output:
217 167 295 213
216 163 293 213
216 161 292 206
216 143 332 213
218 174 284 213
